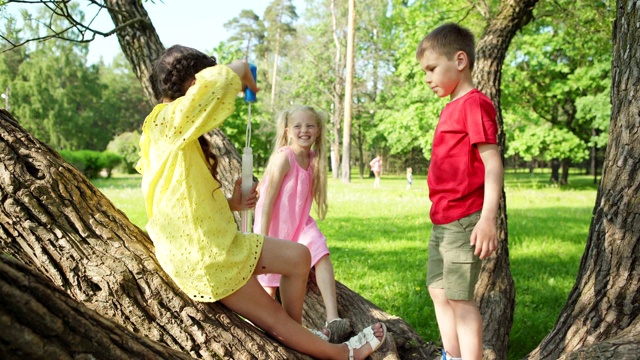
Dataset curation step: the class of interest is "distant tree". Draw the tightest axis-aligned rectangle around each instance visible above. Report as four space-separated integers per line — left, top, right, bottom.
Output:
106 130 141 174
340 0 355 183
97 54 152 135
501 0 614 182
224 9 265 62
264 0 297 111
9 6 105 150
0 16 26 100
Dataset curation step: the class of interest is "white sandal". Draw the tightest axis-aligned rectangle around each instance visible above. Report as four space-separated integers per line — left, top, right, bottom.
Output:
343 322 387 360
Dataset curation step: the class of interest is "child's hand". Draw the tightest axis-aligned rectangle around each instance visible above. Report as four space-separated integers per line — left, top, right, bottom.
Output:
228 177 259 211
228 61 260 94
470 216 498 259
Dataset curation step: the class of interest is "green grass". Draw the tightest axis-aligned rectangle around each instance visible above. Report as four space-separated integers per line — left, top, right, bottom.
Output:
91 174 148 227
93 170 597 359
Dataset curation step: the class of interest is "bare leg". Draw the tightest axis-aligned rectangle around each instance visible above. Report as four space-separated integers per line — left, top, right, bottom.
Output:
429 287 461 357
450 299 482 360
254 237 310 323
221 277 347 359
221 237 385 359
315 255 340 321
373 171 381 188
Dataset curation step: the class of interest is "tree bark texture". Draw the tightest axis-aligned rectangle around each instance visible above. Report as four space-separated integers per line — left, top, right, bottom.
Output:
104 0 163 104
472 0 539 358
557 316 640 360
104 0 244 203
202 129 244 225
0 109 437 358
0 254 193 360
527 0 640 357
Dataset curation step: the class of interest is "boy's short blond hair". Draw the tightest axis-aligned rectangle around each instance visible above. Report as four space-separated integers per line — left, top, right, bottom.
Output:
416 23 476 72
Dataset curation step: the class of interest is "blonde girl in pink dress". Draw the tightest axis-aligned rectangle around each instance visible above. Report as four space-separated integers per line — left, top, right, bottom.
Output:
255 105 352 343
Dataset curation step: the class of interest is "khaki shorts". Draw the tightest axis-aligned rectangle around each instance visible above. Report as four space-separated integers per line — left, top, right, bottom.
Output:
427 211 481 300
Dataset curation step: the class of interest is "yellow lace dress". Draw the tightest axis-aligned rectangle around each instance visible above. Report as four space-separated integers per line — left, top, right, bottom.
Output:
136 65 264 302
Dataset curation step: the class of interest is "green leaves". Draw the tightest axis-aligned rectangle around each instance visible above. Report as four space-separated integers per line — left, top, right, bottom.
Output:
501 0 614 163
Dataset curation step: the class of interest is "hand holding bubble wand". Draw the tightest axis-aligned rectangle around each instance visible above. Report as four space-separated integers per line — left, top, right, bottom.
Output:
241 64 257 233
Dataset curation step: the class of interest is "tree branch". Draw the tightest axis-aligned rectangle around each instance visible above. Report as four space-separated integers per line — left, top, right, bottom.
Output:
2 0 151 54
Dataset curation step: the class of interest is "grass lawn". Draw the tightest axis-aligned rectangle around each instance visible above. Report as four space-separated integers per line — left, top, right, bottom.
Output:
93 169 597 359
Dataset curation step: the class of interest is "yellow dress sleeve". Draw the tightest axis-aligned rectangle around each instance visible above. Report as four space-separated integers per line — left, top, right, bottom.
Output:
136 65 240 176
165 65 242 148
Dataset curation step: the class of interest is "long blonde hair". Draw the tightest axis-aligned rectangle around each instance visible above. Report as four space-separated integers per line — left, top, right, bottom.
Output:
267 105 328 220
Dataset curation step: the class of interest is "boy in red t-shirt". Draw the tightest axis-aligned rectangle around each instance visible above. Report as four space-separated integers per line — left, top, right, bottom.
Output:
416 23 504 360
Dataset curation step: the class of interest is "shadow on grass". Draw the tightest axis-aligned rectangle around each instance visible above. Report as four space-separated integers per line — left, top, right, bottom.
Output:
507 205 589 359
505 172 599 192
508 249 583 359
508 206 593 246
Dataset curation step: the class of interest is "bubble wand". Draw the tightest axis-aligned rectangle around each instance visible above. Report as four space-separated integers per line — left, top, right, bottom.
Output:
241 64 257 233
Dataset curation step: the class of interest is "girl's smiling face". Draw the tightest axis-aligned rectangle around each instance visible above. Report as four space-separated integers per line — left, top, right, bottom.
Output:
287 110 320 150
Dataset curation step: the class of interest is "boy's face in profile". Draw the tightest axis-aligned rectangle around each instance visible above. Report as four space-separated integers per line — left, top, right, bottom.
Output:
418 49 464 99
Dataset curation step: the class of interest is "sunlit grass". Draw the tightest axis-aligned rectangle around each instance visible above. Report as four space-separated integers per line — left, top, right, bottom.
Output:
91 175 148 227
93 169 597 359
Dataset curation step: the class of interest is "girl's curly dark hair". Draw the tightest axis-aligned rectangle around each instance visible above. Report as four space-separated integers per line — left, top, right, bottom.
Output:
150 44 218 102
150 45 221 182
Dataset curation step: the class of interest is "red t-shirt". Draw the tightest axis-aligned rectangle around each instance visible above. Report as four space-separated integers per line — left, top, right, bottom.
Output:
427 89 498 225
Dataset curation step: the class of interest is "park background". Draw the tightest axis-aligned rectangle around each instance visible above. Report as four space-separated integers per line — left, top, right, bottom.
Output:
0 0 617 359
93 170 597 359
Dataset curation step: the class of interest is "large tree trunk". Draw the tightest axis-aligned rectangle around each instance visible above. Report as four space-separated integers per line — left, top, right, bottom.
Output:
0 254 192 360
526 0 640 358
104 0 243 194
0 109 437 359
472 0 539 358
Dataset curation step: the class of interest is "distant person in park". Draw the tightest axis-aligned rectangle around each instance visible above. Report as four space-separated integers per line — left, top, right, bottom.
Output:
406 167 413 190
415 23 503 360
254 105 352 343
369 154 383 188
136 45 386 360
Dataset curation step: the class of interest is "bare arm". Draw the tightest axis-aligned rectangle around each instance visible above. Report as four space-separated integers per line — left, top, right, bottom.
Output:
259 152 290 235
227 61 259 93
471 143 503 259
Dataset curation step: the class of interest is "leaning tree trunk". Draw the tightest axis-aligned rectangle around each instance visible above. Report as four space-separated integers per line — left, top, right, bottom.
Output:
0 109 437 359
526 1 640 358
0 254 192 360
472 0 539 358
104 0 243 196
